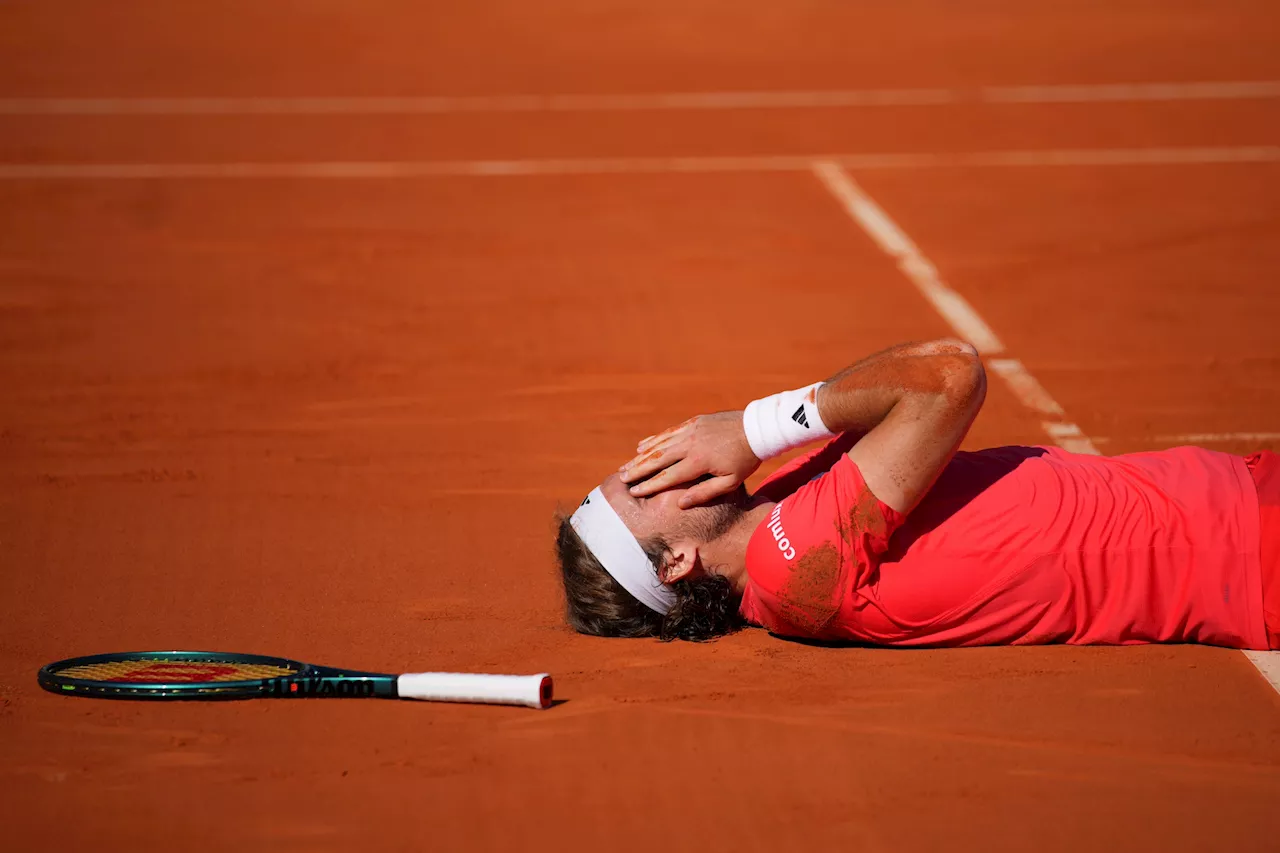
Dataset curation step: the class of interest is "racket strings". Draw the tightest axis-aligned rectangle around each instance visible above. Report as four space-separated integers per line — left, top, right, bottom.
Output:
57 659 298 683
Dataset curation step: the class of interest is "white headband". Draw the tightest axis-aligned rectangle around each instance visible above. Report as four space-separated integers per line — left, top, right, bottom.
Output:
569 487 676 615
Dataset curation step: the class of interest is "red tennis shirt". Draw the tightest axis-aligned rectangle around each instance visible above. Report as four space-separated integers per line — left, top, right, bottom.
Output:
740 436 1269 649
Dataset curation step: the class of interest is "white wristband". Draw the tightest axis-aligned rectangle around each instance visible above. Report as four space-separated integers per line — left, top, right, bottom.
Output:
741 381 835 460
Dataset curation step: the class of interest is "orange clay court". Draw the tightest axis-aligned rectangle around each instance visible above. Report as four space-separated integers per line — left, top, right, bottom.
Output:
2 2 1280 850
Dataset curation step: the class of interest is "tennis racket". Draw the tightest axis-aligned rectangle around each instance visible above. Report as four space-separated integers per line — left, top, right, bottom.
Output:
38 651 552 709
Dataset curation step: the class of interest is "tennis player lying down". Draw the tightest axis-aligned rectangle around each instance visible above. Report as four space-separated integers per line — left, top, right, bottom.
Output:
555 339 1280 648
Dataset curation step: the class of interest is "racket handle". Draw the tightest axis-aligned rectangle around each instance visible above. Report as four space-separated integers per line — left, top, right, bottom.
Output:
396 672 553 709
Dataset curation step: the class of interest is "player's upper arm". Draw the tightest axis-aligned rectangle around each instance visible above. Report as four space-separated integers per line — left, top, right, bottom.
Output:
845 342 986 514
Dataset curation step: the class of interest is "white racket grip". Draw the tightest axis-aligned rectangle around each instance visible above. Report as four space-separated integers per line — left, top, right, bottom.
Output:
396 672 553 709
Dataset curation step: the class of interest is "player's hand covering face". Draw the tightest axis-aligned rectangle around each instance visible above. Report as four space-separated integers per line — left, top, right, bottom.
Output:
618 411 760 509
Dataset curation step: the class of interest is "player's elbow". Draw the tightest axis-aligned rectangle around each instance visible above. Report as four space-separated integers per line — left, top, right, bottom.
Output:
933 341 986 409
921 337 980 361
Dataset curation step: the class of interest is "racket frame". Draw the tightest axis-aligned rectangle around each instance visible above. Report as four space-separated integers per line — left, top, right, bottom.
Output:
38 650 399 700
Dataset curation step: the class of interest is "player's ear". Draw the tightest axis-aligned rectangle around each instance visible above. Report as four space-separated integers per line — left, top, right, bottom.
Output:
657 540 700 585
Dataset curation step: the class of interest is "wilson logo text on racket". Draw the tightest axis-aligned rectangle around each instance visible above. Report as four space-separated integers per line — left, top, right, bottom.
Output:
265 676 377 697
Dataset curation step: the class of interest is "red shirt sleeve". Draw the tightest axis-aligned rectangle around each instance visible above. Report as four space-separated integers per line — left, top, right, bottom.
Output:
742 454 905 638
753 432 864 503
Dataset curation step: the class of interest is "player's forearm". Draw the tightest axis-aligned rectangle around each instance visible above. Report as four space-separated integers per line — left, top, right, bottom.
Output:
816 339 986 438
619 340 985 507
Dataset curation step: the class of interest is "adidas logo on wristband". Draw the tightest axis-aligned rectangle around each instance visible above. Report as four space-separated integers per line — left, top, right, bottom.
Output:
743 381 834 461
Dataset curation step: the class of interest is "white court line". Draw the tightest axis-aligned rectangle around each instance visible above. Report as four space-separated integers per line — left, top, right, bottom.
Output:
1093 432 1280 445
811 160 1276 694
986 358 1065 414
983 80 1280 104
1041 422 1102 456
2 146 1277 181
811 161 1004 355
1147 431 1280 444
811 161 1099 454
1243 651 1280 695
2 80 1278 115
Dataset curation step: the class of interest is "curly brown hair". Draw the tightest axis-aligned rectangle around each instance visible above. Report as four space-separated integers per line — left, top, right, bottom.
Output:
554 514 744 641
